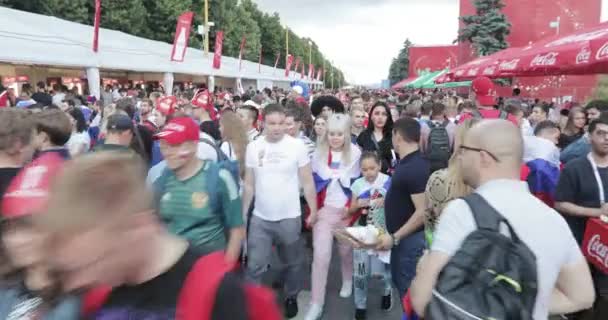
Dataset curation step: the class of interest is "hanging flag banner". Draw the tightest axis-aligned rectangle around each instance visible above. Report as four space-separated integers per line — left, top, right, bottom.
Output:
170 11 194 62
316 68 322 81
213 31 224 69
93 0 101 52
284 54 294 77
300 62 305 79
294 57 301 77
273 52 281 74
308 64 314 79
238 36 247 71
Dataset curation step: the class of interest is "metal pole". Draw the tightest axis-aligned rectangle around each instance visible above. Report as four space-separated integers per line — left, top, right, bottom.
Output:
286 28 289 66
204 0 209 57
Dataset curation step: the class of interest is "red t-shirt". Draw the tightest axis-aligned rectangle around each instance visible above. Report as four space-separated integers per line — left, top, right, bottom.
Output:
459 109 519 126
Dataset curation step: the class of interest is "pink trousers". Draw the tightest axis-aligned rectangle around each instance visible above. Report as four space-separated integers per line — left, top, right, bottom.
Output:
311 205 353 306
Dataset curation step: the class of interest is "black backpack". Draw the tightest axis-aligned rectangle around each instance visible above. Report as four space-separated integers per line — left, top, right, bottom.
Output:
426 193 538 320
427 120 451 173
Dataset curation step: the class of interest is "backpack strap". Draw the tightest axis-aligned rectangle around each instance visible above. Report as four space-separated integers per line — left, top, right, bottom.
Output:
176 251 237 320
461 193 502 231
462 193 522 242
200 137 228 162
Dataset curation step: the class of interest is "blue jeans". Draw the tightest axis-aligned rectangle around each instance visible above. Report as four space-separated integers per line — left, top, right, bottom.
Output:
390 231 425 299
353 249 392 309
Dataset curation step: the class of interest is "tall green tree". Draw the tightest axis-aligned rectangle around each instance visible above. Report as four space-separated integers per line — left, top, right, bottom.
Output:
388 39 412 85
223 4 261 61
100 0 148 37
456 0 511 56
0 0 89 24
142 0 192 43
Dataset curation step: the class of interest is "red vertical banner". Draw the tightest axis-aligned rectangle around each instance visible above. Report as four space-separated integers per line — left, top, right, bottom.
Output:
300 62 305 79
284 54 294 77
316 68 321 80
170 11 194 62
308 64 314 79
93 0 101 52
293 57 301 77
213 31 224 69
273 52 281 74
258 46 263 73
238 36 247 71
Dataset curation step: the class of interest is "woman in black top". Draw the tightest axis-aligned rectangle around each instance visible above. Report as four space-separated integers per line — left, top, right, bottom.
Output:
356 101 394 174
558 107 586 149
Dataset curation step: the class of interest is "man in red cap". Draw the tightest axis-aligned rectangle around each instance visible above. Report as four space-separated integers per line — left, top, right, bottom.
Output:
458 76 519 126
0 152 80 319
153 117 245 262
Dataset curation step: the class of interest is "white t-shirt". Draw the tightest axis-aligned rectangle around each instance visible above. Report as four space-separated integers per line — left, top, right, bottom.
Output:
432 179 584 320
198 132 219 161
66 131 90 156
246 135 310 221
52 93 65 106
325 151 348 208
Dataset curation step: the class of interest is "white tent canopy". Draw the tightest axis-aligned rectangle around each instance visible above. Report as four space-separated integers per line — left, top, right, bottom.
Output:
0 7 321 85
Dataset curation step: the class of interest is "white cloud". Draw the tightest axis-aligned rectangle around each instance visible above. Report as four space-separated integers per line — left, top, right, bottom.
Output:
255 0 608 85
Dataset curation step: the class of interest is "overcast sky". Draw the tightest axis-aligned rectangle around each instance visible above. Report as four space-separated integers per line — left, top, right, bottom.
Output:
253 0 608 85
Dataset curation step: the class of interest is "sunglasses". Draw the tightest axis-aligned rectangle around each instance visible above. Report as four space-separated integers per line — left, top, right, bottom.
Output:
459 145 500 162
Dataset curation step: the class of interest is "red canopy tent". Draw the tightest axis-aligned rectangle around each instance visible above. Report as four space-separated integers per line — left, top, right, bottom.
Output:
509 21 608 76
449 47 524 81
450 21 608 81
391 76 418 89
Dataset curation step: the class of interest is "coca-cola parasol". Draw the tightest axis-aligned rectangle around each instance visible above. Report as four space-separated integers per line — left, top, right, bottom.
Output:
512 21 608 76
449 47 523 81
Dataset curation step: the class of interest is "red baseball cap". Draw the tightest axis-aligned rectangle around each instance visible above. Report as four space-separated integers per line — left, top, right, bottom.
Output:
2 153 64 220
156 96 177 116
191 90 218 121
472 76 496 107
154 117 199 145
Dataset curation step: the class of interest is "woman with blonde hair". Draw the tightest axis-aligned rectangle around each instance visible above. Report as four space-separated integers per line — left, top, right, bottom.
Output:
424 118 479 245
219 110 249 180
304 113 361 320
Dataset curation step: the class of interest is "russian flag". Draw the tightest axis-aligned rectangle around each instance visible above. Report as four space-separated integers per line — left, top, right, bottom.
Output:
402 290 420 320
523 136 561 207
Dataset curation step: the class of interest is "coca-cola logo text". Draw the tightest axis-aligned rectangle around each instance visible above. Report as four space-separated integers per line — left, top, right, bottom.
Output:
499 59 520 71
596 42 608 61
587 234 608 268
576 47 591 64
466 67 479 76
482 66 496 75
530 52 558 67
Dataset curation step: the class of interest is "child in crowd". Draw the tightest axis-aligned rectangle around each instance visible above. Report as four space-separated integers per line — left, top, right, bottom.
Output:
348 152 393 320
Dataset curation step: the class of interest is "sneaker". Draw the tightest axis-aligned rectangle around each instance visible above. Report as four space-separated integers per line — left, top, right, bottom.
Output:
339 281 353 298
381 292 393 311
354 308 367 320
284 297 299 319
304 303 323 320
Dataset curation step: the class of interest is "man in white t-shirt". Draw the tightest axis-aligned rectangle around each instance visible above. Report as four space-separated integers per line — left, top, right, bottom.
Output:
410 120 595 319
242 104 318 319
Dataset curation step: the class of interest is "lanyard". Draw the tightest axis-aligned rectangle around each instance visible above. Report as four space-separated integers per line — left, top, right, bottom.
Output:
587 153 605 204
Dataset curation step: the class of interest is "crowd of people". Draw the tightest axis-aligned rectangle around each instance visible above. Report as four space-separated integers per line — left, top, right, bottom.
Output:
0 74 605 320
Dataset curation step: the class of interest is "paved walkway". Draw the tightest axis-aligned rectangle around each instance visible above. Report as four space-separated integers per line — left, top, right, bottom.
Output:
264 237 404 320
